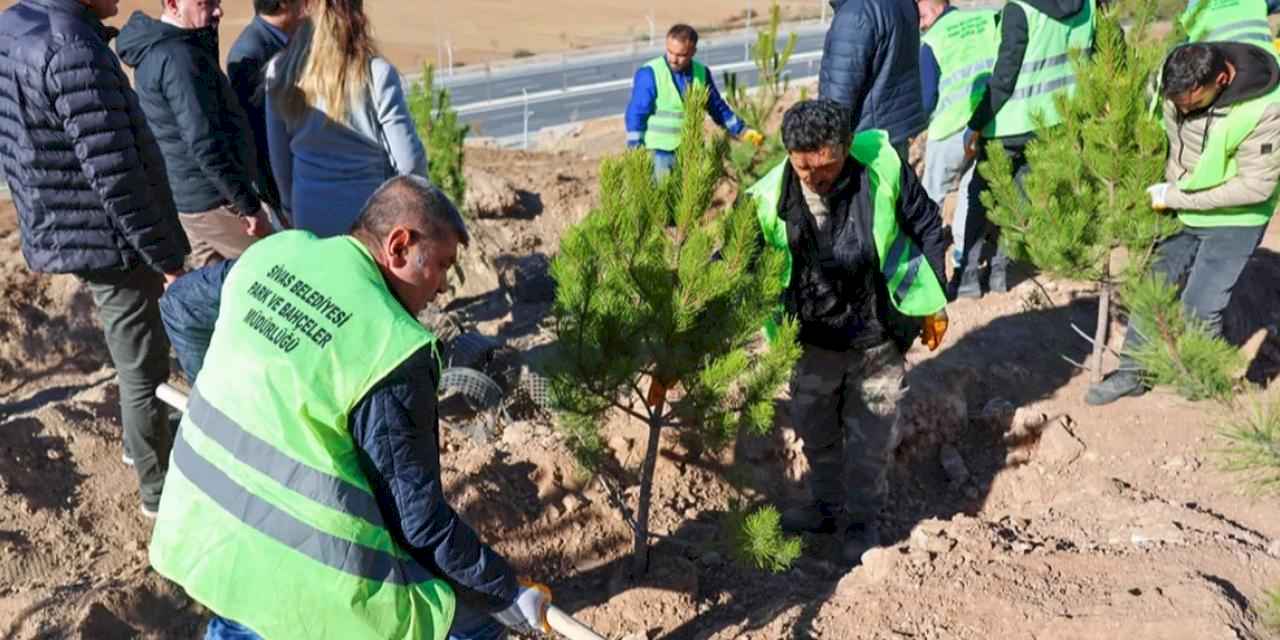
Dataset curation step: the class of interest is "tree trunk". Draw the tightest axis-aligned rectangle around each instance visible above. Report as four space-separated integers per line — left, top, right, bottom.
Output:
630 416 664 576
1091 257 1112 384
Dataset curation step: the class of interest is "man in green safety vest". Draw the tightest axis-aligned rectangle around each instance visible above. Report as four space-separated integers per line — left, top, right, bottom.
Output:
1181 0 1280 49
1088 43 1280 405
748 100 950 565
916 0 999 268
625 23 764 178
953 0 1095 299
151 176 552 639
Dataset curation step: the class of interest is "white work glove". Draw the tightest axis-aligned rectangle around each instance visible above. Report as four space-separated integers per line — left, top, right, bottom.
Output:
1146 182 1171 210
493 581 551 635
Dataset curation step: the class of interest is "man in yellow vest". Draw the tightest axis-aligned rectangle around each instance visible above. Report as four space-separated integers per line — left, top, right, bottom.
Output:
748 100 950 565
1088 43 1280 405
954 0 1095 299
916 0 999 269
152 176 552 639
1181 0 1280 48
625 23 764 177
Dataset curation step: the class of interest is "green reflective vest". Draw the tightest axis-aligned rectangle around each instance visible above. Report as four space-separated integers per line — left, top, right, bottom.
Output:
922 9 1000 140
1181 0 1274 47
986 0 1096 138
747 130 948 342
1174 82 1280 227
643 56 708 151
149 231 455 640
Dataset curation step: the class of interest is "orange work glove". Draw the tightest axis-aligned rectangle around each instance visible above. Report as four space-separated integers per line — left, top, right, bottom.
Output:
920 310 949 351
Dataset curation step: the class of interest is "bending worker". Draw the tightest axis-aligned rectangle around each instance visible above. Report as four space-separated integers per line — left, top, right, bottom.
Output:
749 100 949 565
954 0 1095 298
916 0 999 268
1087 43 1280 405
151 176 550 639
625 23 763 177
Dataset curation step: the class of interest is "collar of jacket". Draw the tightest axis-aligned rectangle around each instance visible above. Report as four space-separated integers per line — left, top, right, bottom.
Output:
26 0 117 41
1214 42 1280 109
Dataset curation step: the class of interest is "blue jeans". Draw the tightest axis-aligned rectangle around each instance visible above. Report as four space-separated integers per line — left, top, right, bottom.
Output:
652 149 675 180
205 601 505 640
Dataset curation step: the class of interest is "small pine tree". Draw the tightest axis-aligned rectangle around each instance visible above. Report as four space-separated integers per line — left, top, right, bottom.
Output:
548 84 802 575
1263 587 1280 632
722 503 804 573
1220 397 1280 493
406 65 469 213
981 0 1238 395
722 2 796 184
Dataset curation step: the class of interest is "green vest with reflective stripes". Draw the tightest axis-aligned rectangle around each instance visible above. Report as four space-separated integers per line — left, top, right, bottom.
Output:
1174 82 1280 227
986 0 1095 137
643 57 708 151
922 9 1000 140
748 130 948 342
149 231 455 640
1181 0 1274 48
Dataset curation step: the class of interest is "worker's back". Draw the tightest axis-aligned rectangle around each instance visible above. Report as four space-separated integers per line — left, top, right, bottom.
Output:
1182 0 1274 48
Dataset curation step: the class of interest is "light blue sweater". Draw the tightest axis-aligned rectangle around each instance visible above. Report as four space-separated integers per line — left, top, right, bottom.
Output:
266 57 428 237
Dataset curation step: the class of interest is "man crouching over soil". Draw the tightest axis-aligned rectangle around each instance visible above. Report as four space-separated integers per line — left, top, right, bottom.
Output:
748 100 951 565
152 176 552 639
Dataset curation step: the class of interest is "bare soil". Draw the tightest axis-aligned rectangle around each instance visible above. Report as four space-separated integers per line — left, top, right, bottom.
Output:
4 136 1280 639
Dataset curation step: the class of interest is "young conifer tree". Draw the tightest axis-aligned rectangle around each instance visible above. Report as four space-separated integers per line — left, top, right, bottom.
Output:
980 0 1238 396
548 85 801 575
406 65 469 212
723 2 796 184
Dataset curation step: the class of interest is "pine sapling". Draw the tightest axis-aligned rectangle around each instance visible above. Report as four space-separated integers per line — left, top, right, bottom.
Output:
722 2 796 184
406 65 469 213
722 503 803 573
548 84 801 575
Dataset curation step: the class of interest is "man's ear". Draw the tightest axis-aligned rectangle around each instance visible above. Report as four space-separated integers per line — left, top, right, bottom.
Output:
384 227 414 269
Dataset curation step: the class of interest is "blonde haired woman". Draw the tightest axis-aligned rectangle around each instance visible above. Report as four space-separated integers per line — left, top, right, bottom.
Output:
265 0 428 237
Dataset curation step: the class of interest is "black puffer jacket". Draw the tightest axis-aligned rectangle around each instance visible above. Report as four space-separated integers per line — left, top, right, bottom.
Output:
117 12 260 216
819 0 927 145
0 0 188 274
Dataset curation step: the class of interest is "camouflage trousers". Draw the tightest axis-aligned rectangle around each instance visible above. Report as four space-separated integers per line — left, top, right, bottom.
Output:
789 340 906 524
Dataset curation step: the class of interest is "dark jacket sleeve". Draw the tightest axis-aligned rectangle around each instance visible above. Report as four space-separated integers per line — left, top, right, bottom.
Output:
967 3 1029 132
159 44 260 215
895 159 947 287
159 260 236 382
819 2 876 118
919 43 941 118
1268 0 1280 14
226 30 280 210
46 43 188 274
350 349 520 612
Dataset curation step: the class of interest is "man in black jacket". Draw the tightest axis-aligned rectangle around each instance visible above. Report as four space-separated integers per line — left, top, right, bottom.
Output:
953 0 1094 298
118 0 271 268
227 0 303 216
0 0 191 517
751 100 950 565
819 0 927 156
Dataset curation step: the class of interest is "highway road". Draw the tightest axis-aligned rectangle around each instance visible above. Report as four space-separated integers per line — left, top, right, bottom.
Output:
458 52 824 141
438 24 828 107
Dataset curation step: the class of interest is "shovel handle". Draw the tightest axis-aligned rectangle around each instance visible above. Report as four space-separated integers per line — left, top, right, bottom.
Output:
157 383 610 640
548 605 606 640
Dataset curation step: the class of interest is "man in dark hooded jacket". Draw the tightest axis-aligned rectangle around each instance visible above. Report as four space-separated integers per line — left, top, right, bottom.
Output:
819 0 927 156
951 0 1095 298
118 0 271 267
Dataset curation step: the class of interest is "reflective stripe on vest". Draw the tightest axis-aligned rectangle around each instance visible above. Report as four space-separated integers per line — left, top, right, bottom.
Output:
1175 81 1280 227
149 231 455 640
643 57 708 151
1182 0 1274 46
747 130 947 342
922 9 1000 140
986 0 1095 137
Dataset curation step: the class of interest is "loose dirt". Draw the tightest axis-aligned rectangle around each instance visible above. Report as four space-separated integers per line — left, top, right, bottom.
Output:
3 135 1280 639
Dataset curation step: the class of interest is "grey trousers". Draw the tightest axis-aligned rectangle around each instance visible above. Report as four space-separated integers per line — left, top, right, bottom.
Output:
1121 223 1268 365
78 265 173 509
923 131 975 261
789 341 905 524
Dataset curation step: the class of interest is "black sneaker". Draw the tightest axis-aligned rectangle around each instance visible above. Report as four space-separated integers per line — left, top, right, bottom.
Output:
1084 370 1147 406
843 522 882 565
780 502 838 535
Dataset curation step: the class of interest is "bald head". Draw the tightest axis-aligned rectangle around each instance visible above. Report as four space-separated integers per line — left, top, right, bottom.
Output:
352 176 469 314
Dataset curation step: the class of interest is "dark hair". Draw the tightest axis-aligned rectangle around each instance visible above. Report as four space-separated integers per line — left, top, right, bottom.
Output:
1161 44 1229 97
781 99 852 152
254 0 288 15
351 176 470 248
667 24 699 45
